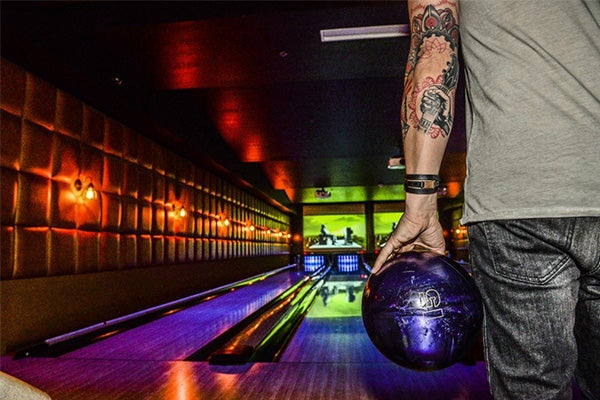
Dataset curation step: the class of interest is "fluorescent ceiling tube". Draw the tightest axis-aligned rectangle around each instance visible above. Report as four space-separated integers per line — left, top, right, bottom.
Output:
320 24 410 42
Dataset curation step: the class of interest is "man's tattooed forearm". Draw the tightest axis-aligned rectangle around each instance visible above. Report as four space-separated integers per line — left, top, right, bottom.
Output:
403 3 459 139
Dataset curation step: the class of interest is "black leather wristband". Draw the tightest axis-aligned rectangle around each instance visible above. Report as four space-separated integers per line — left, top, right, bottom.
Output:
404 174 440 195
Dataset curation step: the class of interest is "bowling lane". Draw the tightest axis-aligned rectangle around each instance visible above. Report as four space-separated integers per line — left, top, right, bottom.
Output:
58 268 306 362
0 267 493 400
1 262 585 399
278 270 493 400
279 272 387 363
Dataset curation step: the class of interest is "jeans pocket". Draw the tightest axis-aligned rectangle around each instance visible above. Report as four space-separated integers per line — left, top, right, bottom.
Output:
479 219 572 285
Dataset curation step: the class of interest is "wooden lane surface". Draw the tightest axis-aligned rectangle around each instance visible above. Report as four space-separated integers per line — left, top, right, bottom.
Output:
280 273 384 363
1 270 586 399
0 355 490 399
0 270 495 399
279 316 388 363
57 270 306 362
1 270 489 400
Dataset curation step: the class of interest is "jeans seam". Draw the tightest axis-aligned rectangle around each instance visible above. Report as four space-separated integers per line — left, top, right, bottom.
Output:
479 308 498 399
568 218 600 276
589 257 600 276
483 220 573 285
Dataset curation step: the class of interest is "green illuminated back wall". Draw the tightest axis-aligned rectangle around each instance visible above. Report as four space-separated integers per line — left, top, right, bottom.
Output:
302 211 404 250
303 214 366 247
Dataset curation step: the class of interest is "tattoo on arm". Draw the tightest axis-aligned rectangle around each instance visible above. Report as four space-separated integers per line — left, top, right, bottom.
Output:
403 2 459 140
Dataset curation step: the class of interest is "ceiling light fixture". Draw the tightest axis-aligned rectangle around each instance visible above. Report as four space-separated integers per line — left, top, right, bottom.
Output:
320 24 410 43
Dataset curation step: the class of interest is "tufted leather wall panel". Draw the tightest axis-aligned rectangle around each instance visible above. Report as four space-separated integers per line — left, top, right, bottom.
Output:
23 74 56 131
1 58 291 281
1 111 21 169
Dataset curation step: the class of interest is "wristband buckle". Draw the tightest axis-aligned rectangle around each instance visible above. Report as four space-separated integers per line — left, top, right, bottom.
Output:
404 174 440 195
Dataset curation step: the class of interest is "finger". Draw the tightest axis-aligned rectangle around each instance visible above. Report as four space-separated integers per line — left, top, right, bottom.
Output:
373 229 418 273
392 217 424 245
406 243 432 253
372 239 401 273
416 226 446 254
399 243 416 253
372 246 392 273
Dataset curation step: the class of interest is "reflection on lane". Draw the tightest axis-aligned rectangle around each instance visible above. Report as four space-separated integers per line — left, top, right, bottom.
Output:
279 258 389 363
312 274 367 318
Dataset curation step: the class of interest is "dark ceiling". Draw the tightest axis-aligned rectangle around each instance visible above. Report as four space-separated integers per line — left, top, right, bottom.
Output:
1 1 466 207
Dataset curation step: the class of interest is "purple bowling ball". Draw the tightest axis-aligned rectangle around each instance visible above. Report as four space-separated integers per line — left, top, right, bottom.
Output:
362 251 483 370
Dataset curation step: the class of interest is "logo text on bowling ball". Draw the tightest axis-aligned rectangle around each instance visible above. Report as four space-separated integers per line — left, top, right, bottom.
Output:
415 288 444 318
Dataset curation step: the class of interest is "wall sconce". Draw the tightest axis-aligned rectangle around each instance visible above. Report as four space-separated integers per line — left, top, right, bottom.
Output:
218 215 230 227
73 177 97 200
172 204 186 218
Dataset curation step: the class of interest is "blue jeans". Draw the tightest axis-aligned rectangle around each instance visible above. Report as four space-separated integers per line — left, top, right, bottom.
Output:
468 217 600 400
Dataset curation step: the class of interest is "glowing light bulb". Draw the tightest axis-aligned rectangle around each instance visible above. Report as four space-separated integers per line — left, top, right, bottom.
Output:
85 184 96 200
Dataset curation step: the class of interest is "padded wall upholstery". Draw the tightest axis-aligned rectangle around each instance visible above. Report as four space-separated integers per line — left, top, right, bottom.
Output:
1 58 290 281
0 58 291 354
